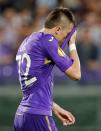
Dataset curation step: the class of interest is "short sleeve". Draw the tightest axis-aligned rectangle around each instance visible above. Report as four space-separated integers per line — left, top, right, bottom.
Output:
42 34 73 72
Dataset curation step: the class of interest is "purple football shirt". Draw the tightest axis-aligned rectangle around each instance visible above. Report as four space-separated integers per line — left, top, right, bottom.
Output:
16 32 73 116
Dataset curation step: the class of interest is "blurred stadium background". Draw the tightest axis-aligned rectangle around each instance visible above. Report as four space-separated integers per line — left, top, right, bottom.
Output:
0 0 101 131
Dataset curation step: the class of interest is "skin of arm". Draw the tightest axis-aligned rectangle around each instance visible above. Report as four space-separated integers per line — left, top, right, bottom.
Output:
65 31 81 80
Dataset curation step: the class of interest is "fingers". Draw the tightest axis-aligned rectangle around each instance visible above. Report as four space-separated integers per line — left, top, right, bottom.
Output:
66 112 75 123
59 111 75 126
62 111 75 126
63 118 75 126
63 120 73 126
55 111 73 126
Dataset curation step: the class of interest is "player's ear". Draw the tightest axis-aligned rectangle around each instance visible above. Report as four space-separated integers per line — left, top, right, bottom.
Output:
55 26 62 35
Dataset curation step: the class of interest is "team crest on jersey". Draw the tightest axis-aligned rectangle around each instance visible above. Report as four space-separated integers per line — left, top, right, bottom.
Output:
44 58 52 64
58 47 66 57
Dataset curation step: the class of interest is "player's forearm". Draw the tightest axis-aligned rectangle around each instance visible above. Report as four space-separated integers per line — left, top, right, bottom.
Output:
69 31 81 79
65 31 81 80
69 48 81 79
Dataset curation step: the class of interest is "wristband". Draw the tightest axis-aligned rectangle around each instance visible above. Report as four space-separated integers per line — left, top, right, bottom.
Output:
69 43 76 52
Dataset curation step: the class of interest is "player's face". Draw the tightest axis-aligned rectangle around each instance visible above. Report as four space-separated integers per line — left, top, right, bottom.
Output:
55 23 73 45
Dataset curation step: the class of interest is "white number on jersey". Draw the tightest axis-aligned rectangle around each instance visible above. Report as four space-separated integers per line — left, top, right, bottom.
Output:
16 53 37 88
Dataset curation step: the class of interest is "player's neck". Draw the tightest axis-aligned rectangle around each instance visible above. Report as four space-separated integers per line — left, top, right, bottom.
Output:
40 28 56 39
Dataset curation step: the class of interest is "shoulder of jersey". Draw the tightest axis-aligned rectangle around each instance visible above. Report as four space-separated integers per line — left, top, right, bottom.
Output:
48 36 54 42
44 34 57 43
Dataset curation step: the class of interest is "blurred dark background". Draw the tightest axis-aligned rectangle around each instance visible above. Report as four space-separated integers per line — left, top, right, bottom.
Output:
0 0 101 131
0 0 101 85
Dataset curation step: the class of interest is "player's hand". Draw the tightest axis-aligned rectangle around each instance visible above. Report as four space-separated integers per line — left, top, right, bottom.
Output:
53 103 75 126
69 30 77 46
54 107 75 126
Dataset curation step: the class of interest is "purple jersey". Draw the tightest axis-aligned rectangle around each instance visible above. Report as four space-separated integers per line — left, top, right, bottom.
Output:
16 32 73 116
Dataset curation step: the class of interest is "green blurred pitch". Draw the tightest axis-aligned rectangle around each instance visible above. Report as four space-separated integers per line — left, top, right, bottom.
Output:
0 85 101 131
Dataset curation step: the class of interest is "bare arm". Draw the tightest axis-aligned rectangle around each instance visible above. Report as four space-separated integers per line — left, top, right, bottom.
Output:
53 102 75 126
65 31 81 80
